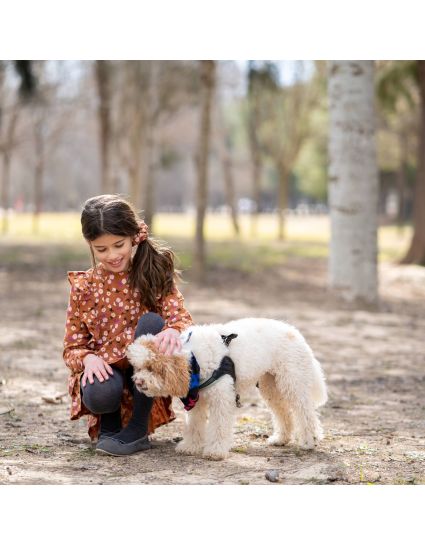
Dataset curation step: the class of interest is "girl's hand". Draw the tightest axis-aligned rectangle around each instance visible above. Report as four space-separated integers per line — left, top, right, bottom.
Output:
154 328 182 355
82 354 114 387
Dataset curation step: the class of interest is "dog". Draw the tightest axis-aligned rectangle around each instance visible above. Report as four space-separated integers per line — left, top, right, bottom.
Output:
127 318 327 460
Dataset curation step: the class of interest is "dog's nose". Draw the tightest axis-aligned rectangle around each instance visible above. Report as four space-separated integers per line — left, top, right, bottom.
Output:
135 378 146 390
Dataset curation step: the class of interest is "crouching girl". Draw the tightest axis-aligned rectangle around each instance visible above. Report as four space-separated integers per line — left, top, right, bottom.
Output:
63 194 193 456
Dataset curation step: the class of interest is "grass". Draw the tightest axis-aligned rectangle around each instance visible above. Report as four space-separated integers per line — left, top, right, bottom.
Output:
0 212 413 267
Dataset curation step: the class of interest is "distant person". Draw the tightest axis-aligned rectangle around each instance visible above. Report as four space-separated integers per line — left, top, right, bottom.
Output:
63 194 193 456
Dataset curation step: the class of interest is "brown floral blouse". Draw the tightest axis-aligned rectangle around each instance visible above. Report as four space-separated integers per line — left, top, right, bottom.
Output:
63 263 193 441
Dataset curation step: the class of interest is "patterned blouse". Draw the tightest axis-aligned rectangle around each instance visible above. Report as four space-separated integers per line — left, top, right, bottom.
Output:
63 263 193 441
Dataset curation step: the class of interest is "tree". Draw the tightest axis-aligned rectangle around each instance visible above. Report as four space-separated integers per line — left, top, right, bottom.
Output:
194 60 216 282
257 61 322 239
213 68 240 236
0 63 20 233
377 60 425 264
94 60 114 194
27 62 73 233
403 61 425 264
113 61 199 226
376 61 418 229
246 61 279 236
328 60 379 303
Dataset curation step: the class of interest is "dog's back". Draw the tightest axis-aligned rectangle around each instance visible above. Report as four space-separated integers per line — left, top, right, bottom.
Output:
215 317 327 407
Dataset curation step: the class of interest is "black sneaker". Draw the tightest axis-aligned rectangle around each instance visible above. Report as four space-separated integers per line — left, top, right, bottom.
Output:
98 429 121 442
95 434 151 456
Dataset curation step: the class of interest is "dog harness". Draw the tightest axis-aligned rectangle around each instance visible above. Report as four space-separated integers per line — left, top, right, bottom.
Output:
180 353 240 411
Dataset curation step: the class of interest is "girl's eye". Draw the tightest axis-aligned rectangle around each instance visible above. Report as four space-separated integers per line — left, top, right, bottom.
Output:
96 243 124 253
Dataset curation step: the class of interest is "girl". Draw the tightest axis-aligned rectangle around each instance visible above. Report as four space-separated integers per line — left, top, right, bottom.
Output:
63 194 193 456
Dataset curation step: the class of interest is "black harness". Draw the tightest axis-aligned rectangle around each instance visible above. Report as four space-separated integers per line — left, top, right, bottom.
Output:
180 352 241 411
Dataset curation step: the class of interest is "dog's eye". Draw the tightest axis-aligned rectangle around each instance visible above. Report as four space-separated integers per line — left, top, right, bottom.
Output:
146 365 152 372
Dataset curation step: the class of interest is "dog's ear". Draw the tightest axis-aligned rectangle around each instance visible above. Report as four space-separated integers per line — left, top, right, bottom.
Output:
221 333 238 346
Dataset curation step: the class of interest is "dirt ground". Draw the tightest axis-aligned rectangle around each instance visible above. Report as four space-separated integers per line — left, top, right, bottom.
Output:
0 242 424 485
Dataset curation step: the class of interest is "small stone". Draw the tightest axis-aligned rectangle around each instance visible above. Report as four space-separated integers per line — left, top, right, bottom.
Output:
265 470 280 483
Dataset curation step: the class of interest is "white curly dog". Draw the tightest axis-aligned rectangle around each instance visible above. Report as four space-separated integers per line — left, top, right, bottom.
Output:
127 317 328 460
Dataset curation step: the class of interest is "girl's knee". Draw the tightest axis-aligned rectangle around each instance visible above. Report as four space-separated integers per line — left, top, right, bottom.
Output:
135 312 165 338
81 371 124 414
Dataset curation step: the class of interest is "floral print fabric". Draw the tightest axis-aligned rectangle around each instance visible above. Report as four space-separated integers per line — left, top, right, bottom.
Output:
63 263 193 440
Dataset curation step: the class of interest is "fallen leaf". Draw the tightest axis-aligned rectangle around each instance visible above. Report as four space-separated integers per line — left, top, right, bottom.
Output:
42 392 67 404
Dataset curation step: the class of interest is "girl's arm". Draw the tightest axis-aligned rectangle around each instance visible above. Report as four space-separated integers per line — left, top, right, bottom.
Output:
159 284 193 333
63 273 95 374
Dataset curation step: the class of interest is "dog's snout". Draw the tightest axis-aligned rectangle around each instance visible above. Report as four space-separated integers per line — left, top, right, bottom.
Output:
134 378 147 390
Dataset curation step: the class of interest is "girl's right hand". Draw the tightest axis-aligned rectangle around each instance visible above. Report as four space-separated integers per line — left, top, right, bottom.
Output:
82 354 114 387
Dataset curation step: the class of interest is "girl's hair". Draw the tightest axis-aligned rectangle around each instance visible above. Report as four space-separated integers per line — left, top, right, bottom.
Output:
81 194 180 311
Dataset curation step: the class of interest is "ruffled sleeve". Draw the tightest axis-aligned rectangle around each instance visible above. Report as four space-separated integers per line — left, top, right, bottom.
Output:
63 271 95 374
159 284 193 333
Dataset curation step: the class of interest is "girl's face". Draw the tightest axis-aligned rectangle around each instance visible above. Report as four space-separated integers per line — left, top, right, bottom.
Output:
90 234 133 273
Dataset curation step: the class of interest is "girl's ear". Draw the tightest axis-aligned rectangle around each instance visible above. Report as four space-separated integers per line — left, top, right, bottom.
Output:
221 333 238 346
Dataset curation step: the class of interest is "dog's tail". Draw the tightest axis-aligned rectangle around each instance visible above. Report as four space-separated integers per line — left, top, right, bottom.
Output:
311 358 328 408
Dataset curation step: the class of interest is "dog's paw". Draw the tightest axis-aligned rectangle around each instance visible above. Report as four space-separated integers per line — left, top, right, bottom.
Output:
202 448 228 461
267 434 290 446
296 435 317 450
175 441 202 456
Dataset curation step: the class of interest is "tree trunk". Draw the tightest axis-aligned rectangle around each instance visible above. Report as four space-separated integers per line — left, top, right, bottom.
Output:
396 133 408 231
1 151 11 234
128 128 143 209
400 60 425 265
95 61 114 194
194 60 215 282
328 61 379 303
248 94 262 237
222 151 240 236
1 108 19 234
143 61 160 231
33 156 44 235
215 102 240 236
277 163 289 241
32 120 44 235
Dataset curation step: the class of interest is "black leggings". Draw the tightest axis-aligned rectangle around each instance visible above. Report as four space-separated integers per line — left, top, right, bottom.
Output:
81 312 165 415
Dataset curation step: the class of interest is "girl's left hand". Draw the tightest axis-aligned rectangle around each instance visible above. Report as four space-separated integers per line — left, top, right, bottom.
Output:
154 328 182 355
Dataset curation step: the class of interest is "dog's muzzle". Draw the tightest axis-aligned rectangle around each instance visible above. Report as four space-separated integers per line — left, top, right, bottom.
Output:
134 378 148 392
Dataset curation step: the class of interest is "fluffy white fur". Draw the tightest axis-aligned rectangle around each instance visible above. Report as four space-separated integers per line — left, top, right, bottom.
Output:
128 318 327 461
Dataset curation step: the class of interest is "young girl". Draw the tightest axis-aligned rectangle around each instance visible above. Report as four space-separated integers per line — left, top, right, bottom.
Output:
63 194 193 456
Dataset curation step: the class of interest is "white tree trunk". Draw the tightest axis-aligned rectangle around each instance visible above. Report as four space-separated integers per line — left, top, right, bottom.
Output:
328 61 379 303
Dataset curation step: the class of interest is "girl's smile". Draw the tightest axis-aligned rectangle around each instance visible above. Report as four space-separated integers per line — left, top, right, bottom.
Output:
90 234 133 273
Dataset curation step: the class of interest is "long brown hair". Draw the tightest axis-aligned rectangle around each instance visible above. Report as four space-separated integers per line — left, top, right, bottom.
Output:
81 194 180 311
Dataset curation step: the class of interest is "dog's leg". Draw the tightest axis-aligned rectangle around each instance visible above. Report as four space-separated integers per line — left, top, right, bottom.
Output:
202 377 236 461
274 370 323 450
175 396 207 456
258 373 293 446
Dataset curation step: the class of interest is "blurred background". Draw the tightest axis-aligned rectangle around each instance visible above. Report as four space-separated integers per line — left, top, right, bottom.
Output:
0 60 423 286
1 60 425 485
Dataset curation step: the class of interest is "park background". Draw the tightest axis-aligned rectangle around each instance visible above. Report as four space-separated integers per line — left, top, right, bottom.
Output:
1 2 425 544
0 58 424 487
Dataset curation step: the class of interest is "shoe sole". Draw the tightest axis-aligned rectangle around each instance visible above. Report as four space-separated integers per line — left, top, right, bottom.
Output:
95 444 151 457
